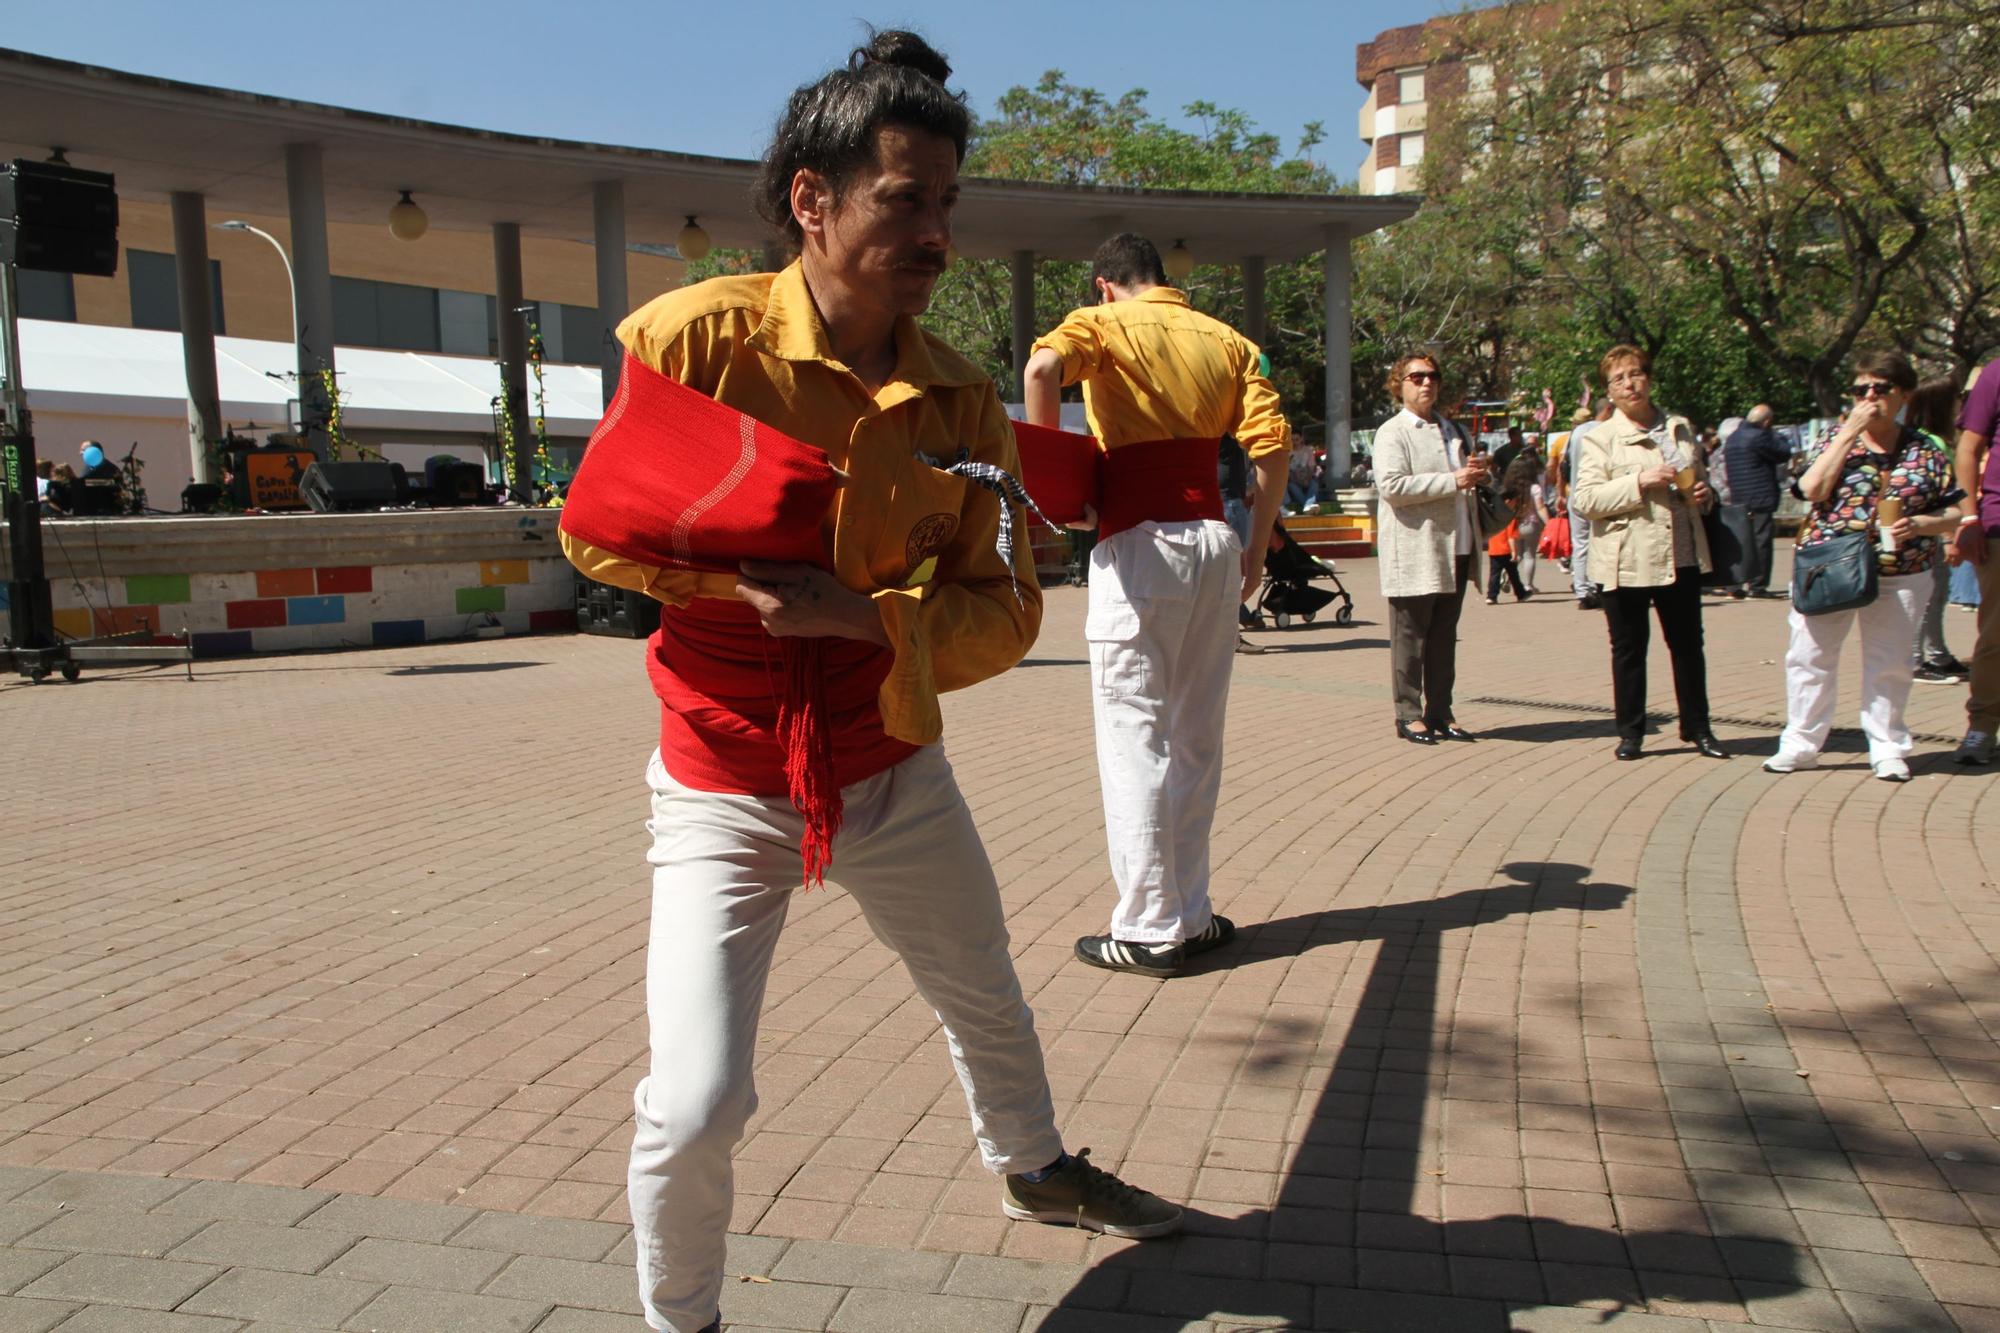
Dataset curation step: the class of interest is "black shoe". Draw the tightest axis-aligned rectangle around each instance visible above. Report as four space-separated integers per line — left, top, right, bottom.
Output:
1921 655 1969 676
1396 720 1438 745
1730 588 1748 600
1075 935 1184 978
1615 738 1643 760
1434 724 1475 741
1184 915 1235 957
1912 663 1957 684
1686 733 1730 759
1578 593 1602 611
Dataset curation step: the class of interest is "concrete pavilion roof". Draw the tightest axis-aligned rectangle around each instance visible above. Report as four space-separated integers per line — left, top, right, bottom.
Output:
0 47 1419 263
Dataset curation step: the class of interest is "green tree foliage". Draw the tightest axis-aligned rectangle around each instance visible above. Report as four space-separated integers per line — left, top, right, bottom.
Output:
1433 0 2000 414
924 73 1339 434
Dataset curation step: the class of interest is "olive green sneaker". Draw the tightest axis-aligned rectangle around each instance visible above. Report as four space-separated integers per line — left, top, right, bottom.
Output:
1000 1148 1183 1238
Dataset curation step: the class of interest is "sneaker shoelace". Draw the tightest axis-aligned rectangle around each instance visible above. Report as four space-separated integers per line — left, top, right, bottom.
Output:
1062 1148 1148 1216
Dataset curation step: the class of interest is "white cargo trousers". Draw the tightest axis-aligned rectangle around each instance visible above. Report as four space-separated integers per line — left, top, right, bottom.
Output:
1086 518 1241 945
628 744 1063 1333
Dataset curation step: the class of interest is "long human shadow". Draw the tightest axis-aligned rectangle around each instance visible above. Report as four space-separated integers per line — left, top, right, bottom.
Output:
1028 862 1805 1332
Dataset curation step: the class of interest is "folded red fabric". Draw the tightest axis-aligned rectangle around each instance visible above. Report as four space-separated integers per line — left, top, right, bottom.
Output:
563 354 839 572
560 353 849 884
1009 419 1101 529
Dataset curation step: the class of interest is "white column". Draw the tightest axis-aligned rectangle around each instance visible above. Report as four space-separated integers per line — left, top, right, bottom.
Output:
592 181 628 408
493 223 531 495
1010 249 1035 401
1322 226 1353 484
169 191 221 485
1242 254 1267 348
283 144 336 457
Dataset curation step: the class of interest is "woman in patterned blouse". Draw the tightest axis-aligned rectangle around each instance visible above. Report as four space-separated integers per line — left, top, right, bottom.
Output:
1766 350 1968 782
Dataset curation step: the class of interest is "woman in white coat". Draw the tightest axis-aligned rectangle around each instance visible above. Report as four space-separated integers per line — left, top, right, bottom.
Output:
1374 353 1490 743
1570 344 1729 762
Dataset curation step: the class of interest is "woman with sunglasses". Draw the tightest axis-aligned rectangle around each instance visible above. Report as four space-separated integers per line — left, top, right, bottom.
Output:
1375 353 1488 743
1766 351 1967 780
1571 344 1729 760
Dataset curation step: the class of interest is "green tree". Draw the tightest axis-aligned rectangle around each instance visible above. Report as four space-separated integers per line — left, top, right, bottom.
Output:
923 73 1340 433
1447 0 2000 412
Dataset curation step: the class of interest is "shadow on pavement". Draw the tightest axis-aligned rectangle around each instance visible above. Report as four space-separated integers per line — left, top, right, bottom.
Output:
1025 862 1807 1332
1256 636 1390 656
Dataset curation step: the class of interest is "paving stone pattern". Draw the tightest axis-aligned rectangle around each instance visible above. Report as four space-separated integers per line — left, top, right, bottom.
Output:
2 561 1997 1330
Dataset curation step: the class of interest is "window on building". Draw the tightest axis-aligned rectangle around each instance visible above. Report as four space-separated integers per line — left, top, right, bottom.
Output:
1398 69 1426 105
127 249 225 334
333 275 441 352
17 269 76 322
558 303 602 366
438 289 493 357
1468 62 1495 95
1399 133 1426 169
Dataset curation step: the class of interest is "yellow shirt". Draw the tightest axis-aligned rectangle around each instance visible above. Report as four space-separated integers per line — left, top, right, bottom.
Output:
1031 285 1290 458
561 263 1040 747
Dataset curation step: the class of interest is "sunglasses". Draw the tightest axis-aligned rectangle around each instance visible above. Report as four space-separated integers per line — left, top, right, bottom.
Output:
1849 382 1896 399
1404 371 1440 384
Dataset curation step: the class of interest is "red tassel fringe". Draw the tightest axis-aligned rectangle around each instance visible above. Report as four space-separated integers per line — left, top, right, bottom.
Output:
777 638 842 886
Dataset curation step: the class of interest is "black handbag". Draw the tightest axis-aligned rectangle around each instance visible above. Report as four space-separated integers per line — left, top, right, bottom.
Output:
1790 532 1877 615
1474 480 1511 540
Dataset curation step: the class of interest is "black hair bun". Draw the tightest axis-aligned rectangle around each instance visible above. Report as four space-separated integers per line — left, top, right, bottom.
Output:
851 29 951 84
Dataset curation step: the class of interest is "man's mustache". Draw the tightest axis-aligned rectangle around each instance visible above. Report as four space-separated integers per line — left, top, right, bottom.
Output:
897 252 947 274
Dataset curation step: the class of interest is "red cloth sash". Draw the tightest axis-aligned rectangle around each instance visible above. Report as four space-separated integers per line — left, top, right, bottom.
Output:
561 355 879 883
1097 438 1225 540
645 599 916 807
563 354 838 571
1010 420 1102 528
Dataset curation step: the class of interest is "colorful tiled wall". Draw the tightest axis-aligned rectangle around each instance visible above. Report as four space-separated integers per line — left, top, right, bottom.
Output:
31 555 577 657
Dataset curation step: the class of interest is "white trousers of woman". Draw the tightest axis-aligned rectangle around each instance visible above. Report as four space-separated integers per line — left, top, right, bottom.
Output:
1774 572 1926 765
629 745 1063 1333
1085 518 1240 945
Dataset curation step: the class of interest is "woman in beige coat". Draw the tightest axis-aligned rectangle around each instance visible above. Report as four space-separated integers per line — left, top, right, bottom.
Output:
1571 345 1730 761
1374 353 1491 743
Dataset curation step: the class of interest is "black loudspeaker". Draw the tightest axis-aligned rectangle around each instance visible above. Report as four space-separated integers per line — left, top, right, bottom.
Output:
181 482 223 513
70 477 123 516
427 461 486 506
0 159 119 276
299 461 402 513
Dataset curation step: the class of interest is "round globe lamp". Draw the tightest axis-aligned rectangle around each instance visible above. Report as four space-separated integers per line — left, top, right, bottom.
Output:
387 190 428 242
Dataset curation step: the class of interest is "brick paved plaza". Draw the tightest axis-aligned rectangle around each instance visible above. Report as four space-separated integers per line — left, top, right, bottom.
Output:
3 558 1997 1331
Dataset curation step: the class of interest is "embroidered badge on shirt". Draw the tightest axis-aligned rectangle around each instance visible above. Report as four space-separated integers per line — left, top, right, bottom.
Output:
904 512 958 587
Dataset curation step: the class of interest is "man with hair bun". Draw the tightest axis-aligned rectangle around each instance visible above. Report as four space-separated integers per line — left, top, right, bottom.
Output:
563 31 1180 1333
1023 232 1291 979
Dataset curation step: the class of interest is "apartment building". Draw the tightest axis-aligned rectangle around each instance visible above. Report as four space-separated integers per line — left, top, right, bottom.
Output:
1355 14 1493 195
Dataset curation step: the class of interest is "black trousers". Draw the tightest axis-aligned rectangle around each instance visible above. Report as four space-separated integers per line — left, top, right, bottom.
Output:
1487 555 1526 601
1389 556 1472 726
1602 566 1711 741
1742 508 1776 592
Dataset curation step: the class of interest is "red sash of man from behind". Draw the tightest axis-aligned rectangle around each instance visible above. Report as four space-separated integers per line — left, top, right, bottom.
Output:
1009 420 1222 539
562 354 847 882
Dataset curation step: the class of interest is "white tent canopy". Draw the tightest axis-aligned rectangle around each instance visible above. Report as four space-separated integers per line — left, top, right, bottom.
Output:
19 320 607 437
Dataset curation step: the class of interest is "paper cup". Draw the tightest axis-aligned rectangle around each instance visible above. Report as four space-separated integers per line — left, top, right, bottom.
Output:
1878 494 1904 551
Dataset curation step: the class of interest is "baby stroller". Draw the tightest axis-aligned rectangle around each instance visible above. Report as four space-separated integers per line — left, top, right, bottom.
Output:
1252 521 1355 629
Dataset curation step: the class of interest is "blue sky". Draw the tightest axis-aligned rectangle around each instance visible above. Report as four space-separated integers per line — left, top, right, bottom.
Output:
5 1 1479 186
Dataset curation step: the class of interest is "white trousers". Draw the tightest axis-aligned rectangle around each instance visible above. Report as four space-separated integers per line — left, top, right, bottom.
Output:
1086 519 1239 945
1775 572 1926 765
629 745 1062 1333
